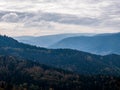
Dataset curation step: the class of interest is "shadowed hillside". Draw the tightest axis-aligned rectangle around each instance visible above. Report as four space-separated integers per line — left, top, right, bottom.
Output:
0 35 120 76
0 55 120 90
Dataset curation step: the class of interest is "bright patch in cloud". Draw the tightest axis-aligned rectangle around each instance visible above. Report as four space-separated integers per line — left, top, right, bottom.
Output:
0 0 120 36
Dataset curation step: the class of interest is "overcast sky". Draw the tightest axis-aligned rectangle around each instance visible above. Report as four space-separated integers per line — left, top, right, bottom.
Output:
0 0 120 36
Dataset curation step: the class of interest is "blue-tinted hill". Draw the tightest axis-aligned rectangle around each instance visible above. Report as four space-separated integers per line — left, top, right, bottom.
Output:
14 33 94 47
50 33 120 55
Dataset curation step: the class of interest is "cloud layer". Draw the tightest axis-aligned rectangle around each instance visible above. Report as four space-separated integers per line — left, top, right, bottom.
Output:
0 0 120 36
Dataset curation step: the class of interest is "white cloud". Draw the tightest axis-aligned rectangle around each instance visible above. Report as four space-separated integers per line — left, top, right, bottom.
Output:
0 0 120 36
0 0 117 17
1 13 19 22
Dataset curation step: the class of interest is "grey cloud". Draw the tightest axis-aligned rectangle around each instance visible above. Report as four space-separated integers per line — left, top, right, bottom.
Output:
1 13 19 22
0 11 99 26
24 20 53 29
0 0 119 36
23 12 100 26
98 1 120 28
0 4 120 30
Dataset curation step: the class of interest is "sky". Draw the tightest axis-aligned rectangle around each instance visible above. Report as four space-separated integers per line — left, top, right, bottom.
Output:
0 0 120 36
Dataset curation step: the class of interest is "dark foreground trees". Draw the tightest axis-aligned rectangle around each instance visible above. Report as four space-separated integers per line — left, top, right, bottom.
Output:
0 56 120 90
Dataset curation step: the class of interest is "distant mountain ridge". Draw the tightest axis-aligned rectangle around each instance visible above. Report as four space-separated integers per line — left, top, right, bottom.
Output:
0 35 120 76
14 33 95 47
50 33 120 55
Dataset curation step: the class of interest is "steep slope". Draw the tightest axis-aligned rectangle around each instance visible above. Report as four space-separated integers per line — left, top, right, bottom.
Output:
0 55 80 90
14 33 94 47
50 33 120 55
0 55 120 90
0 35 120 75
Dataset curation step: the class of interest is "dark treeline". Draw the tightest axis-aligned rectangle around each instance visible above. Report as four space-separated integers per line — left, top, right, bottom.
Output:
0 56 120 90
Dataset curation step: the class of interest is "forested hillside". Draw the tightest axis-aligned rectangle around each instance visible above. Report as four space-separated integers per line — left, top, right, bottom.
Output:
0 55 120 90
0 35 120 75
